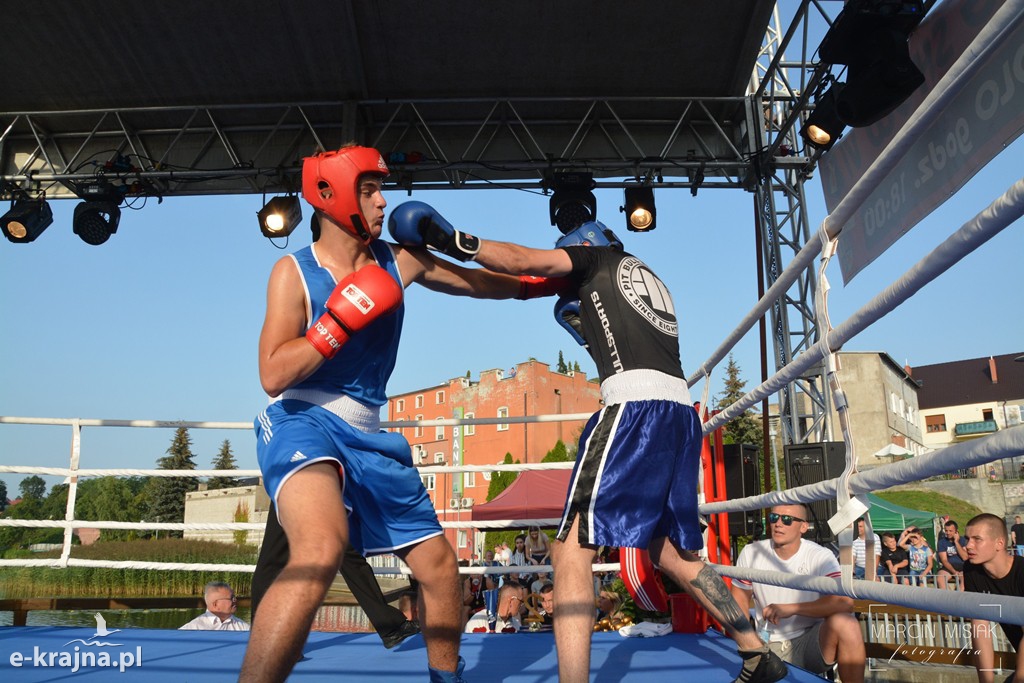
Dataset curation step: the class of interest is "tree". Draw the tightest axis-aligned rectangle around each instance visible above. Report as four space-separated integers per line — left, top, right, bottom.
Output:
207 440 240 490
233 501 250 546
715 354 763 447
0 480 7 512
19 475 46 501
144 427 199 538
542 440 571 463
486 453 519 502
573 361 581 373
76 477 148 541
557 351 568 374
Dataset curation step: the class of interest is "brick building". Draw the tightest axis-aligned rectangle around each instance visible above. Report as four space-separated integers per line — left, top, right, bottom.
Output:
388 359 602 559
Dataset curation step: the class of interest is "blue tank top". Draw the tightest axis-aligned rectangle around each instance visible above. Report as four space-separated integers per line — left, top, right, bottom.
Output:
289 240 404 407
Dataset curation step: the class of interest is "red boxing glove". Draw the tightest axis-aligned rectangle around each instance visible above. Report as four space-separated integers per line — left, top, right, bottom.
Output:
306 264 404 359
516 275 574 300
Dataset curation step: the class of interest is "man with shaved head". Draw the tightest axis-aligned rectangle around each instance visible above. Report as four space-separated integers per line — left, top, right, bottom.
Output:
963 513 1024 682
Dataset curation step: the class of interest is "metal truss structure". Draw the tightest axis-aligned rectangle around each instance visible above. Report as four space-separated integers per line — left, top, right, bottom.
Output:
0 0 842 448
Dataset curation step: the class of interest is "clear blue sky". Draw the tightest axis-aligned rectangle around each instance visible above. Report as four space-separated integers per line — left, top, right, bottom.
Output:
2 133 1022 497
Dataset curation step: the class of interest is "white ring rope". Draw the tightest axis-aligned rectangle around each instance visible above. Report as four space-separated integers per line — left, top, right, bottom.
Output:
703 176 1024 436
687 0 1024 388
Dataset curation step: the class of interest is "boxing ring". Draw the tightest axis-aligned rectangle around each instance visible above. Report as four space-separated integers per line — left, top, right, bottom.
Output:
3 3 1024 680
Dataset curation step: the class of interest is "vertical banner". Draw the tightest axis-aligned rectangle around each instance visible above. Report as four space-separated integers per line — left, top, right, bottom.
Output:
818 0 1024 283
452 407 463 498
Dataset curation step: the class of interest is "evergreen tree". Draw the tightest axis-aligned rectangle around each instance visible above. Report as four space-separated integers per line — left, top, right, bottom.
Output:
541 440 571 463
486 453 519 502
573 361 581 373
145 427 199 537
207 440 240 490
0 479 7 512
557 351 568 374
715 354 763 447
19 475 46 500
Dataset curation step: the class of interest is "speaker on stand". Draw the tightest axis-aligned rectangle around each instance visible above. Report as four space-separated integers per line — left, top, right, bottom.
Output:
782 442 846 545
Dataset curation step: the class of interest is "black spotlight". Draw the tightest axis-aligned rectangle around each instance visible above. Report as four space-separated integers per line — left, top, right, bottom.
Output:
73 201 121 245
548 172 597 235
1 198 54 243
258 196 302 238
818 0 926 128
622 187 656 232
800 84 847 152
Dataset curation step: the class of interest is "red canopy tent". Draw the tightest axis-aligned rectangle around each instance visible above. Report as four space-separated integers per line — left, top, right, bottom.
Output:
470 470 572 522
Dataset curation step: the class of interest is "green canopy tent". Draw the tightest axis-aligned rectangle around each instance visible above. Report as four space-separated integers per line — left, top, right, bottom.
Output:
865 492 937 547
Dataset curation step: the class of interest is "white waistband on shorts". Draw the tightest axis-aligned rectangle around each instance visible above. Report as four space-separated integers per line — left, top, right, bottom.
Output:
273 389 381 433
599 369 692 406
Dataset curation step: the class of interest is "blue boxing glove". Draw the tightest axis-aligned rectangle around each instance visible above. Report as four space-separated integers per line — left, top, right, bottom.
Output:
554 295 587 347
388 201 480 262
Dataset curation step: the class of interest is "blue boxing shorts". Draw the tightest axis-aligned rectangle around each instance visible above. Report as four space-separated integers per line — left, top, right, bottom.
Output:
255 398 443 555
556 393 703 552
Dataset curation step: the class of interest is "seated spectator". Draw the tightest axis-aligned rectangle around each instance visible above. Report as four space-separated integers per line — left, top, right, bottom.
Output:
464 583 525 633
463 574 488 623
531 571 552 596
852 518 881 580
732 504 865 683
525 525 551 565
594 590 630 631
1010 515 1024 557
538 583 554 627
879 532 910 584
508 534 532 584
899 527 933 585
963 513 1024 683
179 581 249 631
936 519 969 590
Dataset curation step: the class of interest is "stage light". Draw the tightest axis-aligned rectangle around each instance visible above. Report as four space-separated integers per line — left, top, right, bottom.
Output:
818 0 925 128
548 172 597 235
800 84 846 152
258 196 302 238
73 201 121 245
622 187 656 232
1 199 53 243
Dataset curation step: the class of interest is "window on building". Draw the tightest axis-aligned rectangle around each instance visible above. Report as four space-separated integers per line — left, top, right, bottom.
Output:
464 412 475 436
396 399 405 413
393 417 405 434
925 414 947 433
983 408 994 422
436 390 445 404
458 530 468 548
434 453 445 464
497 406 509 431
435 418 445 441
412 445 425 464
464 472 476 489
422 474 435 491
415 394 424 409
414 415 423 437
890 392 899 414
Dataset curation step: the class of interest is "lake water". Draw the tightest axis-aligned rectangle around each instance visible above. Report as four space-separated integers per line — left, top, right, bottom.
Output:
0 605 374 632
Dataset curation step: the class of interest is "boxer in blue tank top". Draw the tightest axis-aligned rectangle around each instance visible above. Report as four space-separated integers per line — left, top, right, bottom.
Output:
388 207 787 683
240 146 569 683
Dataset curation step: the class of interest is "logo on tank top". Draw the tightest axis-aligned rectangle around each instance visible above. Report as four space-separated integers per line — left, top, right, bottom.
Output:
616 257 677 336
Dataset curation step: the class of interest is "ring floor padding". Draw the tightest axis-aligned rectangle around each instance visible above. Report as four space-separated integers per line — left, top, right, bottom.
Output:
0 626 827 682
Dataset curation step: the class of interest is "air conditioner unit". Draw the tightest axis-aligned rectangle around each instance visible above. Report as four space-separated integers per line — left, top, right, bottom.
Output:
417 452 427 464
434 454 445 464
448 498 460 509
460 497 474 508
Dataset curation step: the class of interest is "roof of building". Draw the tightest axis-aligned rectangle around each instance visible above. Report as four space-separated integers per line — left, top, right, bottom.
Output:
912 353 1024 409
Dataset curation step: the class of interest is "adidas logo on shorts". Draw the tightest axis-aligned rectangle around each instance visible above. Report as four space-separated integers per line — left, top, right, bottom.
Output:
290 451 307 463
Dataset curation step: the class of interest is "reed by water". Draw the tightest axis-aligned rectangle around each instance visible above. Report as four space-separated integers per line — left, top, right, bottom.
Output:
0 539 256 598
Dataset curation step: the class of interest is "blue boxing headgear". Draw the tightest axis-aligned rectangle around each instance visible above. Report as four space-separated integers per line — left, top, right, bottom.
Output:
555 220 623 250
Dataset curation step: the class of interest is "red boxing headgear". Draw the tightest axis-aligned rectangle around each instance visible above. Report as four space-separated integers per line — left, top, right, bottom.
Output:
302 146 389 243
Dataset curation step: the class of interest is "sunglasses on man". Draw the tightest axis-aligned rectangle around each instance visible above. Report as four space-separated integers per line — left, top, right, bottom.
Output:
768 512 805 526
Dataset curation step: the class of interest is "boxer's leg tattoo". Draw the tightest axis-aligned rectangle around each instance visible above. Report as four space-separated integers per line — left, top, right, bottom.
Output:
692 564 754 634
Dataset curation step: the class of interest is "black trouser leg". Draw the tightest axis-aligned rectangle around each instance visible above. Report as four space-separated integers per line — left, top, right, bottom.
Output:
251 502 407 637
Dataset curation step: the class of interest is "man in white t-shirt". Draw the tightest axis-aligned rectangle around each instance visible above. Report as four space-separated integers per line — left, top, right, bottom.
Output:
731 504 865 683
179 581 250 631
852 517 882 580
